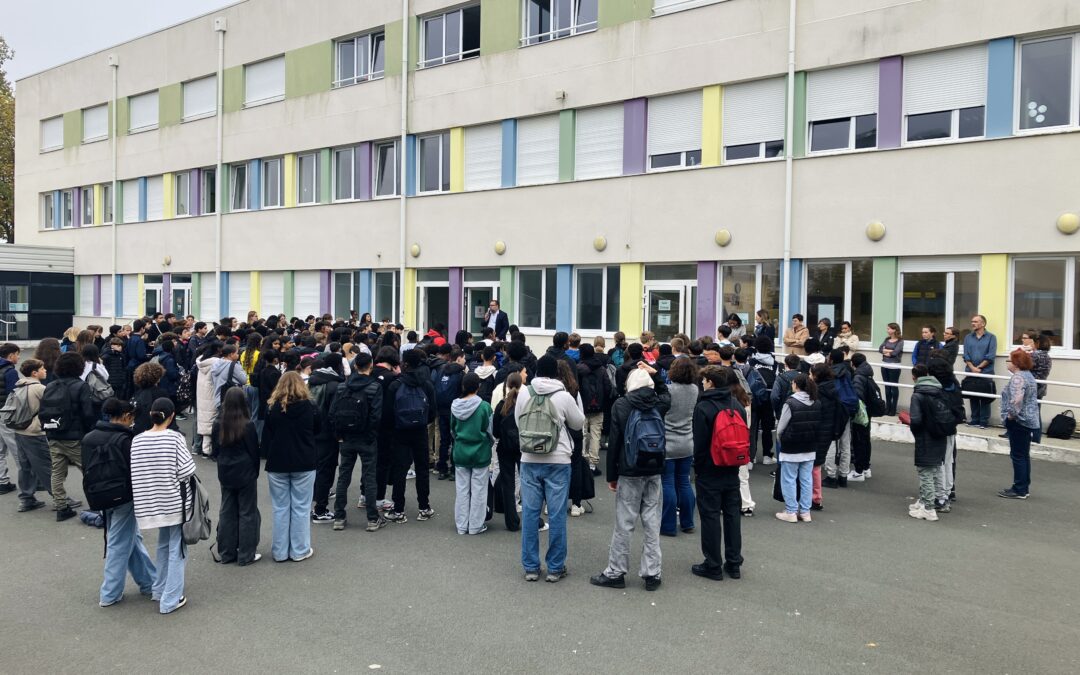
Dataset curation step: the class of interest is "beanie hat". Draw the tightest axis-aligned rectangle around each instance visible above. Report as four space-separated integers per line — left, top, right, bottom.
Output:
626 369 654 393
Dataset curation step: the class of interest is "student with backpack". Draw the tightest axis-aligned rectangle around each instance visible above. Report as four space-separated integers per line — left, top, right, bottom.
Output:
331 352 385 531
576 344 613 479
308 354 345 523
515 355 586 583
451 373 494 535
748 336 779 465
371 348 401 514
590 366 670 592
40 352 97 522
211 345 247 409
822 350 858 488
5 359 51 512
472 346 499 404
493 371 524 532
82 398 158 606
386 348 438 524
0 342 22 495
907 364 952 521
131 362 177 435
433 348 467 481
691 366 747 580
928 357 964 505
211 387 262 565
774 374 822 522
849 353 884 482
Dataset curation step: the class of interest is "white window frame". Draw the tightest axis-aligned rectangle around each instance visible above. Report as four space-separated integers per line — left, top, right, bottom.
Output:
334 30 386 87
724 140 785 164
572 266 619 334
522 0 598 47
80 186 94 225
332 147 356 202
297 152 319 205
201 168 216 215
897 258 981 351
1008 255 1078 353
40 116 63 152
262 158 284 209
182 75 217 122
516 266 557 333
230 164 248 212
1013 33 1080 136
82 104 108 143
808 115 878 155
648 149 702 172
332 270 355 320
372 270 401 323
174 172 191 217
243 55 286 108
60 189 74 229
102 183 113 224
416 132 450 195
40 193 54 230
128 90 159 133
903 107 986 147
716 261 780 339
652 0 731 17
647 91 703 173
801 259 878 346
145 175 164 221
421 5 481 68
373 140 401 199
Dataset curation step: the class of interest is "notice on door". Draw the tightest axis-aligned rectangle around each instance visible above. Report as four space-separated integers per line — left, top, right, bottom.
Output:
657 313 671 326
475 306 486 319
658 299 671 311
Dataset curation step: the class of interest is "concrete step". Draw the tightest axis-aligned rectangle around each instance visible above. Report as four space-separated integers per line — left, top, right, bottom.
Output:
870 416 1080 465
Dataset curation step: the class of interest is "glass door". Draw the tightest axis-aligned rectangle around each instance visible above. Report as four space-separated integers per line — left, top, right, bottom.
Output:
171 286 191 317
145 285 162 316
646 286 685 343
466 285 498 336
416 286 449 336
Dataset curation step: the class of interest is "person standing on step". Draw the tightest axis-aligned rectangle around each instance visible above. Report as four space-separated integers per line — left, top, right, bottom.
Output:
962 315 998 429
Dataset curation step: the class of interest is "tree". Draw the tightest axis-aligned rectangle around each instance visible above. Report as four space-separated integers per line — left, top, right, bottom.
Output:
0 36 13 243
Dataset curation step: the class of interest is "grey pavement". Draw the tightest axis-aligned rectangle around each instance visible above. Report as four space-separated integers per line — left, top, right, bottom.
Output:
2 433 1079 674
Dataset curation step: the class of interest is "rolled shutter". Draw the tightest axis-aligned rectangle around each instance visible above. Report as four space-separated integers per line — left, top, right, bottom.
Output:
82 105 108 141
903 44 988 116
145 176 164 221
294 271 321 318
806 62 879 121
245 56 285 105
122 180 140 223
100 276 114 317
200 276 219 322
79 277 95 315
122 275 138 317
229 272 251 317
464 124 502 191
647 90 703 156
260 271 285 316
575 104 624 180
183 76 217 120
129 91 159 131
723 77 786 146
516 114 560 186
41 117 63 151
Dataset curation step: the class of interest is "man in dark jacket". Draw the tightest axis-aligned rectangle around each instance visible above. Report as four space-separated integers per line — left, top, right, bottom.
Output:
932 327 960 368
386 348 438 523
908 364 947 522
691 365 745 581
308 354 345 522
42 352 97 521
432 348 467 480
332 352 385 531
848 353 880 481
577 344 615 475
590 366 670 591
372 347 400 511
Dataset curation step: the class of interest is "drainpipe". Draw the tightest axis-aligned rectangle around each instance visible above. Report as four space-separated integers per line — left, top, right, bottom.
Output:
781 0 796 341
398 0 409 325
108 54 119 323
214 18 227 320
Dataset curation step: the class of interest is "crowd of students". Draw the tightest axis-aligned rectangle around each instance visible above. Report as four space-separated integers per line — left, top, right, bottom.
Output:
0 306 1047 611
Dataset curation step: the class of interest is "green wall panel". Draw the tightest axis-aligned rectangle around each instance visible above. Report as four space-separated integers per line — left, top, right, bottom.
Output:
115 97 129 136
385 20 403 76
159 83 183 127
283 270 295 318
286 41 333 98
599 0 652 28
63 110 81 148
319 149 332 203
223 65 244 113
499 266 515 318
559 110 575 182
480 0 521 55
871 257 898 345
791 71 807 158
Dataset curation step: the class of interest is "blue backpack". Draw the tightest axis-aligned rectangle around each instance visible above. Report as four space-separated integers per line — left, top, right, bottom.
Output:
434 367 463 410
835 373 859 417
394 382 429 430
623 408 666 471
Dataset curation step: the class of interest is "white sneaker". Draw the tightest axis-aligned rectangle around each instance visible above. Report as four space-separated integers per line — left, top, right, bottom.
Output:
358 495 366 507
863 468 872 478
516 503 522 513
406 468 416 480
377 499 394 511
747 462 753 472
908 500 924 512
569 504 585 517
908 505 939 522
847 471 866 482
538 521 549 532
762 456 777 465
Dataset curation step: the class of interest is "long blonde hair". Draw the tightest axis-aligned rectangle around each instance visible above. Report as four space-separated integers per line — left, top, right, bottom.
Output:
268 371 310 412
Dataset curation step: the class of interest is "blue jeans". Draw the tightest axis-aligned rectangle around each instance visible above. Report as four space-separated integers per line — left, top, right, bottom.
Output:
100 501 156 605
520 462 571 574
152 525 186 613
267 471 315 561
1006 419 1032 496
780 459 814 514
661 457 695 534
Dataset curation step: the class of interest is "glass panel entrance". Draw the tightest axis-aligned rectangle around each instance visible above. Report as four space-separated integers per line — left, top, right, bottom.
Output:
646 287 684 343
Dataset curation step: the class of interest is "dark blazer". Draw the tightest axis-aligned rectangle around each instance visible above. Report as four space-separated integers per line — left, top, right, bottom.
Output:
484 309 510 340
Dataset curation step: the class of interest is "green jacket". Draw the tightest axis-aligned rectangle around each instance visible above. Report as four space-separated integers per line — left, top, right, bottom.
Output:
450 396 493 469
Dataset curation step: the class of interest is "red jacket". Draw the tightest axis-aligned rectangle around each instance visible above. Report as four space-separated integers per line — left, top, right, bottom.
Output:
425 329 447 347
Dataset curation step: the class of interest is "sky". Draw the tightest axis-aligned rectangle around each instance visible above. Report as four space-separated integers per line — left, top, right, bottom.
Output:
1 0 237 83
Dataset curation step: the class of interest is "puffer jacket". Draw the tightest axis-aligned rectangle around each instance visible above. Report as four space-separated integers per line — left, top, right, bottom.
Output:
909 376 948 466
195 356 220 435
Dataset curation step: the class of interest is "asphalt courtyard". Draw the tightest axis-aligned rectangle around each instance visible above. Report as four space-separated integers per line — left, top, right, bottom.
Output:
2 432 1079 674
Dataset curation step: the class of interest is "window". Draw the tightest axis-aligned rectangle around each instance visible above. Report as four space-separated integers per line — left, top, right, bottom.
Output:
523 0 597 46
807 63 878 153
333 147 355 201
40 193 54 229
1018 36 1078 132
719 262 781 332
79 276 95 316
129 91 159 132
804 260 873 337
374 270 400 322
201 169 216 215
183 75 216 121
102 184 113 224
516 114 560 186
518 267 558 330
244 56 285 107
60 190 74 228
297 153 318 205
374 140 400 197
422 6 481 68
899 261 980 344
262 158 283 208
335 31 386 87
40 116 63 152
230 164 248 211
174 172 190 217
1012 258 1070 348
903 45 987 143
145 176 164 221
260 271 285 317
417 132 450 194
653 0 729 14
122 179 139 223
100 275 114 317
334 271 354 320
464 124 502 191
647 91 703 170
82 104 108 143
723 77 786 162
80 187 94 225
575 104 623 179
574 266 620 332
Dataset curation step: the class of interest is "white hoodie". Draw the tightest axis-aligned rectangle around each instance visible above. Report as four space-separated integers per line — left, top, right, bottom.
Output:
514 377 585 465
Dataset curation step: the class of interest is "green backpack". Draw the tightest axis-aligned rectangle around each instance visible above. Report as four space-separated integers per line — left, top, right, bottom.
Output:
518 385 562 455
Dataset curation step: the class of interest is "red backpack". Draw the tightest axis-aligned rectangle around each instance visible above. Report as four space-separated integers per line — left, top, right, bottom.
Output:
709 407 750 467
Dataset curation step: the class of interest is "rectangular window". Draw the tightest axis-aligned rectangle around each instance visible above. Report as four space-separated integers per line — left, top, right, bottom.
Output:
464 123 503 191
418 132 451 194
102 184 113 224
574 266 620 332
183 75 216 121
334 147 355 201
80 186 94 225
122 180 139 223
518 267 558 330
145 175 164 220
129 90 159 132
648 90 703 171
334 271 353 320
422 5 481 68
374 270 400 322
297 153 318 205
262 158 283 208
61 190 73 228
79 276 95 316
574 104 624 179
804 260 873 337
334 30 386 87
230 164 248 211
903 44 987 143
516 114 560 186
1013 258 1066 347
654 0 730 15
1018 36 1075 131
40 193 54 229
40 116 63 152
82 104 108 143
900 264 980 344
244 56 285 107
807 62 878 153
100 275 114 317
174 172 190 217
374 140 400 197
201 169 216 214
524 0 598 46
723 77 786 162
720 262 781 332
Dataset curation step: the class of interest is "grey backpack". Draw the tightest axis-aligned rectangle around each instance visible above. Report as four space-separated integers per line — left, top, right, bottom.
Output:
0 383 36 431
180 475 212 545
86 365 115 404
518 385 562 455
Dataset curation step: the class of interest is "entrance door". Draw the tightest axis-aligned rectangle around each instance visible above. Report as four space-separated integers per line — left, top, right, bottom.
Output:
417 286 449 336
145 285 162 316
171 285 191 317
646 286 684 343
465 285 498 336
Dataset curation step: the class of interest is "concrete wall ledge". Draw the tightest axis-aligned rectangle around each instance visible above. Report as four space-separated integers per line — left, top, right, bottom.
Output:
871 418 1080 466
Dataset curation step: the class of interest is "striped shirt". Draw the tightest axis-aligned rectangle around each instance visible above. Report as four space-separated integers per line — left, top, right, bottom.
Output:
130 429 196 530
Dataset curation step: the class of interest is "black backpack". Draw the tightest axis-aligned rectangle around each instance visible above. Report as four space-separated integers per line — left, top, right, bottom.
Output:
330 382 372 437
753 360 777 390
580 369 604 414
924 392 958 439
82 431 133 511
1046 410 1075 440
38 379 80 435
217 361 241 401
0 362 13 407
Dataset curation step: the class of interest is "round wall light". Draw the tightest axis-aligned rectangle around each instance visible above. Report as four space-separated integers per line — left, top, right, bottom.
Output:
866 221 886 242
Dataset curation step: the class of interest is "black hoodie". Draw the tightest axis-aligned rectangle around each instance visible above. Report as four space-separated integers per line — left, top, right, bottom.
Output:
308 368 345 441
387 368 438 429
544 346 577 384
607 387 670 481
263 398 321 473
371 364 400 432
336 372 383 442
81 420 135 507
577 355 614 414
692 387 745 478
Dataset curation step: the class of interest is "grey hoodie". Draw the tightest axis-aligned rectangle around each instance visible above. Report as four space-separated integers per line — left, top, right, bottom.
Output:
514 377 586 465
210 357 248 407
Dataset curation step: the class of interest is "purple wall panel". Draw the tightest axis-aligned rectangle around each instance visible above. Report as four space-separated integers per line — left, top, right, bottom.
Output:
696 261 717 338
357 142 372 201
448 267 463 337
623 98 648 176
319 270 331 315
878 56 903 150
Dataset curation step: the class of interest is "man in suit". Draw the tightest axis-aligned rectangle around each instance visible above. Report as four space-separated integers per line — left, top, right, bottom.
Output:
483 299 510 341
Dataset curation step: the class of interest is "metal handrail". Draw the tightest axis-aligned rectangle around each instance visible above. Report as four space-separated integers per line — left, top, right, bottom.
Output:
0 318 13 342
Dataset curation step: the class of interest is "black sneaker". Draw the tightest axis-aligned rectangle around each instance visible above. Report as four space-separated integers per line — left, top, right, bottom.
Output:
934 500 952 513
0 482 15 495
437 472 452 481
591 467 602 477
18 499 46 513
948 492 957 503
643 575 662 591
740 508 754 517
822 476 839 489
52 498 81 511
723 565 741 580
810 502 824 511
589 573 625 589
311 510 334 523
837 476 848 488
417 508 435 521
56 507 77 522
691 563 723 581
997 489 1028 499
384 511 408 523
